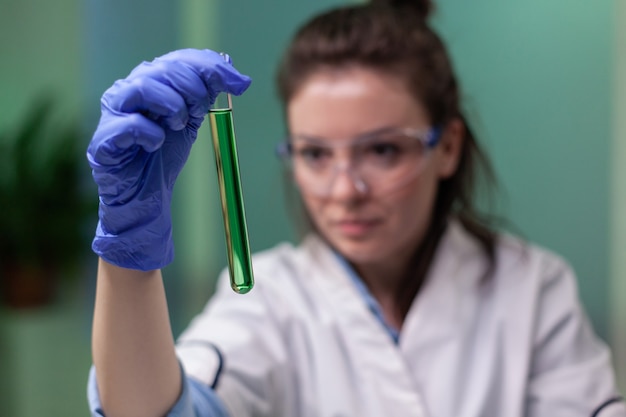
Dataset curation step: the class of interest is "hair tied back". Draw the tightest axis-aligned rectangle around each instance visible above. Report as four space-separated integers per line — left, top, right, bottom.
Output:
370 0 434 20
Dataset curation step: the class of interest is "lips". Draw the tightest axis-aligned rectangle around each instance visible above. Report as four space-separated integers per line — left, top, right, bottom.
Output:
333 218 381 237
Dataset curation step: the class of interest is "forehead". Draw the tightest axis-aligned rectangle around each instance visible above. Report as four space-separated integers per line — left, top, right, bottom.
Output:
286 66 430 139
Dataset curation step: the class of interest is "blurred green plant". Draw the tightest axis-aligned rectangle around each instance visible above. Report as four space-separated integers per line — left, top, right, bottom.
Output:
0 94 96 308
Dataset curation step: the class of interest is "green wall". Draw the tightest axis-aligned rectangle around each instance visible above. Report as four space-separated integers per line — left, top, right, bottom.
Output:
610 0 626 390
0 289 92 417
0 1 85 415
0 0 82 129
433 0 613 338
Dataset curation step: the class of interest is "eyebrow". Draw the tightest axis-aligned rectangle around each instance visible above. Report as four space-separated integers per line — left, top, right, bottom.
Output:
290 125 401 144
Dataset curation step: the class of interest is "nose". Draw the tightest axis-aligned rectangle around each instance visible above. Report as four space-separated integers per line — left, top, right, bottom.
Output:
327 164 368 199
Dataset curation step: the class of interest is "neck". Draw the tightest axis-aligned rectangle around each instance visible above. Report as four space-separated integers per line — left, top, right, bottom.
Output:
350 223 444 329
352 256 415 330
355 261 407 298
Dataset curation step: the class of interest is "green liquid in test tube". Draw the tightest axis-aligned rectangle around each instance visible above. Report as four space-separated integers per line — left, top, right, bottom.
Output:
208 91 254 294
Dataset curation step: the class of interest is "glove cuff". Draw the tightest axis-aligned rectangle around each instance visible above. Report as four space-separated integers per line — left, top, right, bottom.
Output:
92 220 174 271
92 198 174 271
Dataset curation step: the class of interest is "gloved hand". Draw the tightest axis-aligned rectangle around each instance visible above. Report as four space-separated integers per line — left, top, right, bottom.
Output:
87 49 251 271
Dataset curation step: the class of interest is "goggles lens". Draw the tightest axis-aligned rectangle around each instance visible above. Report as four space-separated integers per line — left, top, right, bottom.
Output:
277 127 441 197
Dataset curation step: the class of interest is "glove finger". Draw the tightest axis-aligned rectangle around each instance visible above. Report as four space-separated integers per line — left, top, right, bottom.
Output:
181 49 252 96
127 59 211 119
141 49 252 103
87 112 166 166
103 77 189 131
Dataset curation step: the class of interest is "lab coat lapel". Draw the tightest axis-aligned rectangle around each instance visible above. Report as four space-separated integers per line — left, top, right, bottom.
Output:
399 220 489 416
401 220 485 351
303 235 429 417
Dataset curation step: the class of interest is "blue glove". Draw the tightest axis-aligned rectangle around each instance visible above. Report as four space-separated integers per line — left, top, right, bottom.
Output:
87 49 251 271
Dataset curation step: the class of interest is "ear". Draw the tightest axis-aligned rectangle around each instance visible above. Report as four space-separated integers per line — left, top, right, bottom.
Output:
436 118 464 179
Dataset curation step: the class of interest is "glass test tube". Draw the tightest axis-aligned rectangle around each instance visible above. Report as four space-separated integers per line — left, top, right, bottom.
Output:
208 90 254 294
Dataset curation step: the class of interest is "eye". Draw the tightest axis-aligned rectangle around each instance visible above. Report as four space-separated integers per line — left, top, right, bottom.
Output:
369 142 400 157
359 132 422 168
362 140 405 166
295 145 332 168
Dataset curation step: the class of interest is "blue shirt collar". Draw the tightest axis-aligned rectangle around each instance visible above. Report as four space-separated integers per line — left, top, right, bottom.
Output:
333 252 400 344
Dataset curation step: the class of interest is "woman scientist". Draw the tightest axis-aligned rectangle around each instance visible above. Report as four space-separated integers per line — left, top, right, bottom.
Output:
86 0 625 416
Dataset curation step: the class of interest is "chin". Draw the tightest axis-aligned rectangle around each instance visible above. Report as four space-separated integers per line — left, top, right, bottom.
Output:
327 236 389 265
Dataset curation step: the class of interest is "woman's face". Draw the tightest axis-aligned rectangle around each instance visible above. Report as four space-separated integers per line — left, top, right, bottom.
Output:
286 67 462 270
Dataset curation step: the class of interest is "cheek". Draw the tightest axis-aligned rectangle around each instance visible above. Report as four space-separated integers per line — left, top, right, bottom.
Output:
297 190 325 226
391 169 440 231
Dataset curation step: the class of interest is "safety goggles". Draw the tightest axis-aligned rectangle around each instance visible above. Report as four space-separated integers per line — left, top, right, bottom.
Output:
276 126 442 197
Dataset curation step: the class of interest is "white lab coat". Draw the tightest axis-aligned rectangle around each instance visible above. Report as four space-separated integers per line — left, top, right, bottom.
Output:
175 219 624 417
